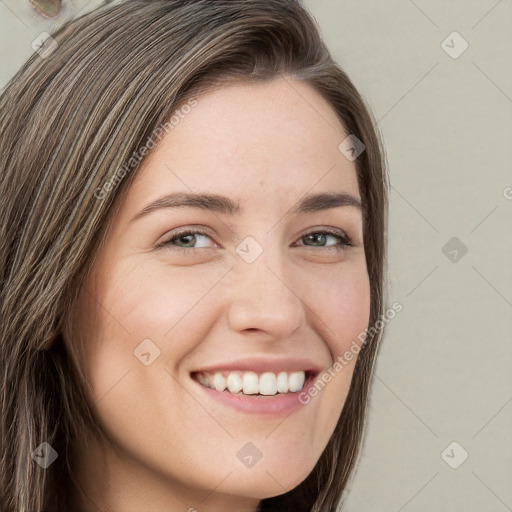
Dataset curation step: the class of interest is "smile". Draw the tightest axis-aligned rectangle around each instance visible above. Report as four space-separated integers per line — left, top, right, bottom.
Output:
192 370 313 396
190 369 318 416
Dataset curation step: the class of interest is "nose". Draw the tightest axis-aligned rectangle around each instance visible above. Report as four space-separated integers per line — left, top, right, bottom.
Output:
226 245 305 340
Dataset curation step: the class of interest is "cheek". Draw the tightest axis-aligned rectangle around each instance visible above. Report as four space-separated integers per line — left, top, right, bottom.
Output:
297 262 370 447
112 261 229 354
331 276 370 353
305 261 371 356
114 259 227 325
81 259 229 388
70 263 236 481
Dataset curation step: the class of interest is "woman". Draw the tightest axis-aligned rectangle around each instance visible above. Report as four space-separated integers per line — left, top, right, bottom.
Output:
0 1 388 510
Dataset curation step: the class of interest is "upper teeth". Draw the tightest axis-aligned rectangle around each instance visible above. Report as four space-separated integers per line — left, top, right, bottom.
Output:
195 370 307 395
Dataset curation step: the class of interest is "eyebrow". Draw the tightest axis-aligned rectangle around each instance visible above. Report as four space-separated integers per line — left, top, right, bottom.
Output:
130 191 362 223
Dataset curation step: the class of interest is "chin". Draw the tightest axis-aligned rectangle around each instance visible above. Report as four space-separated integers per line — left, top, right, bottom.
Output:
217 453 317 500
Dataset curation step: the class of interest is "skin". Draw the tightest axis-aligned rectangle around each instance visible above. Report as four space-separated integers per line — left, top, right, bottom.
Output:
66 76 371 512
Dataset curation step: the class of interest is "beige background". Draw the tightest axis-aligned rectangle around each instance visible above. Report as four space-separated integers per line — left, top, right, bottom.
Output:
1 1 511 510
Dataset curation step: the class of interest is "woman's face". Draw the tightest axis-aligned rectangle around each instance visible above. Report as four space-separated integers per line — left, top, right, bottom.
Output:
68 77 371 512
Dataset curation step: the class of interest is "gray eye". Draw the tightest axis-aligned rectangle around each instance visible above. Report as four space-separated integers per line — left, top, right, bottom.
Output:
304 233 329 246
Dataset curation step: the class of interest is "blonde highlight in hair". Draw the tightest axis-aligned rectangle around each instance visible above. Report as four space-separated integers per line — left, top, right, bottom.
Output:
0 1 388 510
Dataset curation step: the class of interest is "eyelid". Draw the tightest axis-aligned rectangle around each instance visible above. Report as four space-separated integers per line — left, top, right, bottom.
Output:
156 225 354 252
297 228 353 247
155 226 216 250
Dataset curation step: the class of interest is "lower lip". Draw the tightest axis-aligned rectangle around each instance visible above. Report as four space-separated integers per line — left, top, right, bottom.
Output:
191 373 316 416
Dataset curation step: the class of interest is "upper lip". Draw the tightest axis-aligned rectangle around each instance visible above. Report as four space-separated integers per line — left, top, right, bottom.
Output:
190 356 323 376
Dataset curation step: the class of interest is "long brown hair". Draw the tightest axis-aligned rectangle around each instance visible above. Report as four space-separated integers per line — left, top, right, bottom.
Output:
0 1 388 510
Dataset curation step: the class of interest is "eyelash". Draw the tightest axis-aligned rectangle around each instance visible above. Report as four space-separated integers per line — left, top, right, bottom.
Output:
157 228 354 254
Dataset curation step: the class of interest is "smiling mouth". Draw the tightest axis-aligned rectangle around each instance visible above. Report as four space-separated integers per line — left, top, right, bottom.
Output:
190 369 317 396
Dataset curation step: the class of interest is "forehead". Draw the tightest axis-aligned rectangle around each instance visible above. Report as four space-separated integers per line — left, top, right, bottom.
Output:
124 77 359 213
